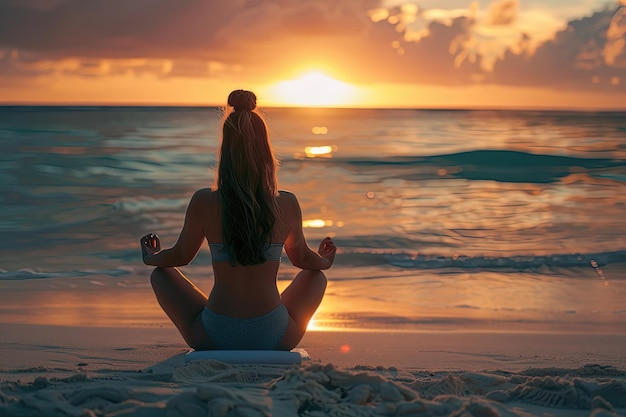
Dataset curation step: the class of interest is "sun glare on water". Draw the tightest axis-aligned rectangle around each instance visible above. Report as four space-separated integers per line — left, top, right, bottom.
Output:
266 71 359 107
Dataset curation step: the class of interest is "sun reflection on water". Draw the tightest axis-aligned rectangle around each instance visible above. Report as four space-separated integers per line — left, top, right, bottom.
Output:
304 145 336 158
303 219 333 228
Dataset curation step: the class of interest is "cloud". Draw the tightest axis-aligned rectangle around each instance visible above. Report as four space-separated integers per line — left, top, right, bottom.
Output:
489 6 626 91
0 0 477 86
487 0 518 26
371 1 625 91
0 0 376 58
369 1 563 72
0 0 624 96
0 0 381 83
604 5 626 66
279 2 369 37
354 14 483 85
0 0 73 12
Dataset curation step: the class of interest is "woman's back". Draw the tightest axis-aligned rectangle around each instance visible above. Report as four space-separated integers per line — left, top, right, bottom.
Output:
200 189 296 318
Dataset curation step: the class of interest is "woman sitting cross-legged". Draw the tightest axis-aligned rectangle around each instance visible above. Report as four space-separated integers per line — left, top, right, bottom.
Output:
140 89 336 351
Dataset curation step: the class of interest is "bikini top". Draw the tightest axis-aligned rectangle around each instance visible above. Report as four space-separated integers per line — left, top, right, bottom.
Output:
208 242 283 263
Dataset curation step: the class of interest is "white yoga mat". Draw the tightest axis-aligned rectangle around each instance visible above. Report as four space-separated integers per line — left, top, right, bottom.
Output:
184 348 309 364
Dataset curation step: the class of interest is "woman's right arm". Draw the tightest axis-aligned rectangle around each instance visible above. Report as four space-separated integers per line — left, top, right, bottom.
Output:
283 192 336 270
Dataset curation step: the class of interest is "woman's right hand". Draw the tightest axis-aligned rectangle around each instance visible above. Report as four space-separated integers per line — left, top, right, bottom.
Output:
140 233 161 261
318 237 337 268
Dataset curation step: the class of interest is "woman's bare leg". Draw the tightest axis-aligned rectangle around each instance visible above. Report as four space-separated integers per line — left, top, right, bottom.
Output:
279 270 327 350
150 267 213 350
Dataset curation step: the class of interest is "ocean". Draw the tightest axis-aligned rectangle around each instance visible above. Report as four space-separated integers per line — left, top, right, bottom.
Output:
1 106 625 334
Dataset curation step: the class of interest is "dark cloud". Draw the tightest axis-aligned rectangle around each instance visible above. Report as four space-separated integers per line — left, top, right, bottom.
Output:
386 17 483 85
0 0 237 59
489 7 626 92
0 0 374 60
0 0 73 12
0 0 380 82
279 2 370 37
604 5 626 66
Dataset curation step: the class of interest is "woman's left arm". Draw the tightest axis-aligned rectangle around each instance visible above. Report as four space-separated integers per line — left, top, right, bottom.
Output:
141 190 208 267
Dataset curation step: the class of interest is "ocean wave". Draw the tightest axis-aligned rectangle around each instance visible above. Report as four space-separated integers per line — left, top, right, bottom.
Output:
333 249 625 276
111 196 188 214
0 267 133 280
285 149 626 184
4 250 621 281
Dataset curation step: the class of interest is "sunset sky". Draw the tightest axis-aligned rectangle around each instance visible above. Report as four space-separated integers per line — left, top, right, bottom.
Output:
0 0 625 109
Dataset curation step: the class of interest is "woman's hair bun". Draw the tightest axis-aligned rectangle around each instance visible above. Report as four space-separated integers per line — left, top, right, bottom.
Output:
228 90 257 111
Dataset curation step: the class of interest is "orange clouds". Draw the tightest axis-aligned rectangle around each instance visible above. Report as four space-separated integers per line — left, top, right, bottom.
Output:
487 0 518 26
0 0 624 106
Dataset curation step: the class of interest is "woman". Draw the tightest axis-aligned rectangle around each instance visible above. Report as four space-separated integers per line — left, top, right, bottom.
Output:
140 89 336 351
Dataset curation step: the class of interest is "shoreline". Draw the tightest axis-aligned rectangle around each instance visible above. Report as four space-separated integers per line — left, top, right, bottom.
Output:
2 267 624 336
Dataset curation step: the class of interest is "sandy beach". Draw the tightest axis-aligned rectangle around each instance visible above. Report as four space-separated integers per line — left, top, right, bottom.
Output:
1 323 625 417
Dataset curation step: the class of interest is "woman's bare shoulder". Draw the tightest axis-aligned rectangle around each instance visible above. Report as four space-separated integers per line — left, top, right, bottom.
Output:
191 188 218 205
277 190 299 207
278 189 297 200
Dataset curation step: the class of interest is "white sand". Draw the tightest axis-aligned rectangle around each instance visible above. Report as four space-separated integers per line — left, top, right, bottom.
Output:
1 324 625 417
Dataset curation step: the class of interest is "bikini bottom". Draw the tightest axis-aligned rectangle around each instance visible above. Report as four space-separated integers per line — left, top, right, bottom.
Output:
200 303 290 350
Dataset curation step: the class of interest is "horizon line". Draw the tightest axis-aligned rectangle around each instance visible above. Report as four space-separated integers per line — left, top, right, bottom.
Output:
1 102 626 112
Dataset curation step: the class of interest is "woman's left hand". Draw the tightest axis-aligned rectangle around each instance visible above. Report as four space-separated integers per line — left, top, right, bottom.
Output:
140 233 161 259
318 236 337 268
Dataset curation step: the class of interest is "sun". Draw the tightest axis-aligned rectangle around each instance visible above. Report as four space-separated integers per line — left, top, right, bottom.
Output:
264 71 360 107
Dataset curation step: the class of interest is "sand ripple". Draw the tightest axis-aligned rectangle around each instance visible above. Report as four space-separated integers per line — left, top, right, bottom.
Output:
0 363 624 417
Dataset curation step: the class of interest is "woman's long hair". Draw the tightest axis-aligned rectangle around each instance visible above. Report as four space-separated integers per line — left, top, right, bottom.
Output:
216 90 280 266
